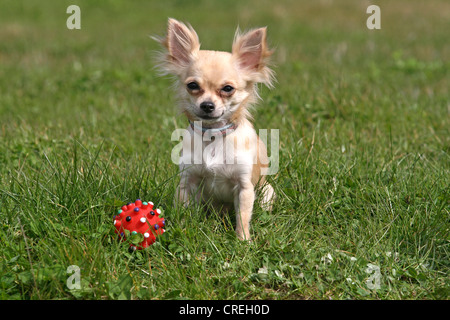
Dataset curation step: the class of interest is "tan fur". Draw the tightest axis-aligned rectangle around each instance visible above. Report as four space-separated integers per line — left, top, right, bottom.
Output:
252 136 269 186
155 19 276 240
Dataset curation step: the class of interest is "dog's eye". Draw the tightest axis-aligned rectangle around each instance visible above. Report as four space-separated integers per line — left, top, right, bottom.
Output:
187 82 200 91
221 85 235 93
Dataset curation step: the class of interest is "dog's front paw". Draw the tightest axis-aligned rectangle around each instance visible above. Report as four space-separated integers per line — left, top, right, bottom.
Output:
236 227 251 242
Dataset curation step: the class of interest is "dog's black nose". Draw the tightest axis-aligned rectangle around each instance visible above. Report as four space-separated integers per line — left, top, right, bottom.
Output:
200 101 215 113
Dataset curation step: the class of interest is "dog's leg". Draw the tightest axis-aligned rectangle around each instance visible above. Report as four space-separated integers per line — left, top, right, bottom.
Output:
234 180 255 241
175 166 195 207
175 180 190 207
175 168 204 208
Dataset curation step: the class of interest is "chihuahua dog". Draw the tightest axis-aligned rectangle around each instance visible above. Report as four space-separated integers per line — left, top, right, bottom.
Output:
155 18 275 240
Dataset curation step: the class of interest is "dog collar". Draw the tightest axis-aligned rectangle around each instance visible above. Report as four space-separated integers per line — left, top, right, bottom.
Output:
189 121 238 136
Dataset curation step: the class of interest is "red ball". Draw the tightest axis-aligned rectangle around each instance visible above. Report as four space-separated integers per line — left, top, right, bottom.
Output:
113 199 166 250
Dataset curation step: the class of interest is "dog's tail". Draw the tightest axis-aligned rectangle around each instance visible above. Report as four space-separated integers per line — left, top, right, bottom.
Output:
259 183 275 212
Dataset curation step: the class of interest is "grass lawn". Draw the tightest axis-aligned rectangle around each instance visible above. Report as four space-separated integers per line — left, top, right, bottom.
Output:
0 0 448 300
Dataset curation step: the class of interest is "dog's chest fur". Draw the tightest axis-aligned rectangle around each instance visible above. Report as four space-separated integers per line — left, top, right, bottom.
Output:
181 124 257 203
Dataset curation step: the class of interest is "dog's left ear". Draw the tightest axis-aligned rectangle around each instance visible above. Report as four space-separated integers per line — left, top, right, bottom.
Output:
232 27 274 87
154 18 200 75
166 18 200 66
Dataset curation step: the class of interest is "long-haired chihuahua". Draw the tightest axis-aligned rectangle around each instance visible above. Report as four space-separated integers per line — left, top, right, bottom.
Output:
155 18 275 240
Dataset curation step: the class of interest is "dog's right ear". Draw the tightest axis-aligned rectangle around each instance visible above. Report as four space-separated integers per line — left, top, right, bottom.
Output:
232 27 274 88
154 18 200 74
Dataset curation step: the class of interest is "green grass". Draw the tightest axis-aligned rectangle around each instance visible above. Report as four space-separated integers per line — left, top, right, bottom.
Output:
0 0 448 300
